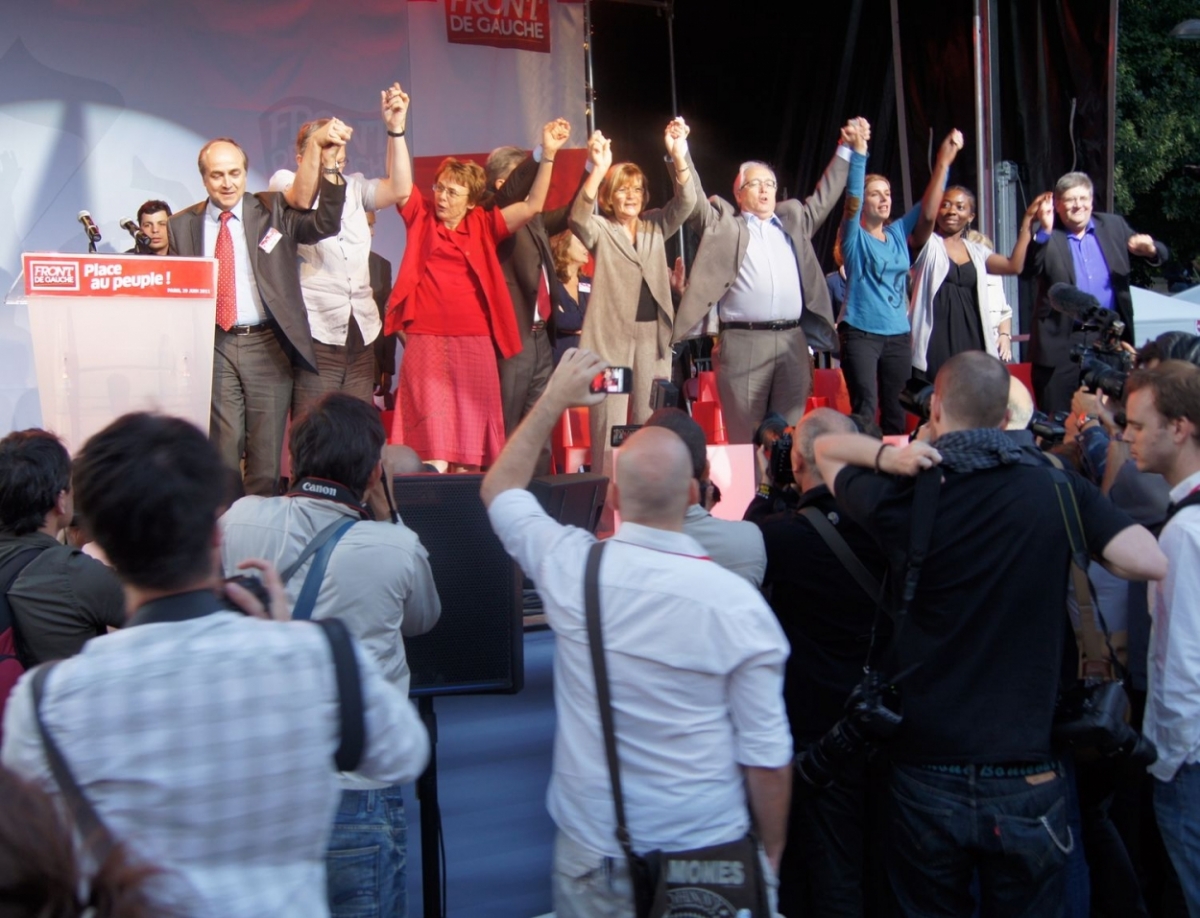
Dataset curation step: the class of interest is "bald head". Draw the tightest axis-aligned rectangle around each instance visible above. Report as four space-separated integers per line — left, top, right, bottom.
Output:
933 351 1011 431
614 427 694 529
792 408 857 489
1006 377 1034 430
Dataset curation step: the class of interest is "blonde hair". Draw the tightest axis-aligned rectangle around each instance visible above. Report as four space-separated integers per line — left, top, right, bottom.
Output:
598 163 648 218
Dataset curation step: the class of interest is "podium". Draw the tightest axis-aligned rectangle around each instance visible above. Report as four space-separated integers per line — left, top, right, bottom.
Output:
21 253 217 451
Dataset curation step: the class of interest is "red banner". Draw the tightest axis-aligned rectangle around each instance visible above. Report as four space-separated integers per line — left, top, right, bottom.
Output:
445 0 551 53
23 254 216 299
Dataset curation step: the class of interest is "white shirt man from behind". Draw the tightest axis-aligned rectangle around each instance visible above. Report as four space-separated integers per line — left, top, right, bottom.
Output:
481 349 792 916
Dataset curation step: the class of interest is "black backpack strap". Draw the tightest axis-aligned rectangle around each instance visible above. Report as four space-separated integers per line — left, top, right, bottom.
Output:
799 507 882 603
316 618 366 773
583 541 638 860
30 662 118 864
0 546 50 668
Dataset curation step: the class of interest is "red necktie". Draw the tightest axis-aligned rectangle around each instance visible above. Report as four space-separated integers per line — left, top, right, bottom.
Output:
536 268 552 323
215 211 237 331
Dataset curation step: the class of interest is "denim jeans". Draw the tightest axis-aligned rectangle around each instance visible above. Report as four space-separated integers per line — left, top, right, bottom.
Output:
888 762 1073 917
1155 763 1200 918
326 785 407 918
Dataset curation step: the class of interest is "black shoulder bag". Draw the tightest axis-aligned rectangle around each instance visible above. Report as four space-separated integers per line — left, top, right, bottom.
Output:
584 541 771 918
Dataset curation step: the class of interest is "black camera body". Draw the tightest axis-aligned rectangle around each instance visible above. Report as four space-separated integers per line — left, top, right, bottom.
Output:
795 671 903 789
1053 678 1157 768
768 432 794 487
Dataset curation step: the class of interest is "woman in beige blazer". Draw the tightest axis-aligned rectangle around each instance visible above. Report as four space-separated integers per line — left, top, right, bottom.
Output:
569 119 697 485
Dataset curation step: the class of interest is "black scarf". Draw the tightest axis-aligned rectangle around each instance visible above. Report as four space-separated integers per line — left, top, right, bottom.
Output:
933 428 1025 472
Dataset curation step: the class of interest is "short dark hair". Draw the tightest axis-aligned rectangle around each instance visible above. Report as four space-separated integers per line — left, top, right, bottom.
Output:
289 394 385 497
935 351 1010 429
1126 360 1200 445
645 408 707 481
73 414 226 591
0 430 71 536
136 200 172 223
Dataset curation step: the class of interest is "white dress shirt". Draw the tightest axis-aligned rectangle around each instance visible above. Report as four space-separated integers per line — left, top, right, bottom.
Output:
2 602 430 917
204 198 268 326
488 489 791 857
267 171 383 346
1145 468 1200 781
718 212 804 323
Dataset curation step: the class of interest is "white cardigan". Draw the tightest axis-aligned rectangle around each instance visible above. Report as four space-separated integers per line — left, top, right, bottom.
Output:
908 234 998 372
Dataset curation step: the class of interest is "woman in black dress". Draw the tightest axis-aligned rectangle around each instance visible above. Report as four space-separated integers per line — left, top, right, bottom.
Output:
549 229 591 365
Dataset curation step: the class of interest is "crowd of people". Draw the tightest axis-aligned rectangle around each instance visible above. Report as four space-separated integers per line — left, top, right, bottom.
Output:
0 76 1196 918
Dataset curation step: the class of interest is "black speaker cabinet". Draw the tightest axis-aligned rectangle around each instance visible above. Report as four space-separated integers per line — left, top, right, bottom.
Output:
392 474 522 698
528 473 608 534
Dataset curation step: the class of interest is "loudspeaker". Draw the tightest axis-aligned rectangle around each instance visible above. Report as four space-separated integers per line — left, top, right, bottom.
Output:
528 473 608 534
392 474 522 698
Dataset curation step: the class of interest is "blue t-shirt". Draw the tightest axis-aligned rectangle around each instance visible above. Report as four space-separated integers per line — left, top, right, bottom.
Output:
840 151 919 335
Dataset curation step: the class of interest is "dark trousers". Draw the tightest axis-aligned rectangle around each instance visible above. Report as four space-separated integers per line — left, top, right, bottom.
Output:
888 762 1072 918
211 325 292 498
292 315 376 423
1032 362 1081 416
780 756 892 918
838 323 910 435
499 327 553 476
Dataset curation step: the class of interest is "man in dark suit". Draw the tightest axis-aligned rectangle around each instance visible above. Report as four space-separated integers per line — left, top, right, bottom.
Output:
1024 171 1168 414
168 134 346 496
485 125 575 474
673 120 858 444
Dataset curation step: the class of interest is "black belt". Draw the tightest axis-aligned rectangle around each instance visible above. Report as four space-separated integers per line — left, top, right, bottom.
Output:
916 760 1060 779
221 321 274 336
720 319 802 332
531 321 547 333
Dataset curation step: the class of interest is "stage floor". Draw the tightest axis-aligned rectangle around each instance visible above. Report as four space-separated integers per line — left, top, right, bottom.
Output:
402 627 558 917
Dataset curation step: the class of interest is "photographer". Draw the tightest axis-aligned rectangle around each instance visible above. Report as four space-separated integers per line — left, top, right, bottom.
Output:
814 351 1166 918
758 408 890 918
220 392 440 918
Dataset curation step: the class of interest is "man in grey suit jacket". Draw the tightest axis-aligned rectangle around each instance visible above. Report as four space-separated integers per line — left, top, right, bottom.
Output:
675 122 858 443
168 136 345 497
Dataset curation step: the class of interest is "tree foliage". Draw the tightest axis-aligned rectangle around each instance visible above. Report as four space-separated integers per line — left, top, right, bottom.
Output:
1116 0 1200 280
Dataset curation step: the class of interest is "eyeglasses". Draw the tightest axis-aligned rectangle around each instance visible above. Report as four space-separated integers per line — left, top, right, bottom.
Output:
740 178 778 191
432 184 467 199
1060 195 1092 207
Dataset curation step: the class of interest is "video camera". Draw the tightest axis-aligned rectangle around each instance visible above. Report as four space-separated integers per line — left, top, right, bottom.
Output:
1048 283 1133 400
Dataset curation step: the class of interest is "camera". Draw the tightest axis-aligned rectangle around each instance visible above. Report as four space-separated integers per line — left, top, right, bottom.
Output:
768 432 794 487
1053 679 1157 768
590 367 633 394
794 671 903 789
1074 345 1131 401
1029 410 1068 447
899 378 934 422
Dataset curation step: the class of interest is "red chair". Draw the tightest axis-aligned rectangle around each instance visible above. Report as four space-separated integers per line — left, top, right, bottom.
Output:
691 401 728 445
812 369 853 415
552 406 592 473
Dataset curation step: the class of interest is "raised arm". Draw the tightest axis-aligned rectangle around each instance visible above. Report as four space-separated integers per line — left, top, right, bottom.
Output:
374 82 414 210
986 192 1049 276
500 118 570 233
814 433 941 497
1128 230 1169 266
910 129 962 250
658 117 698 237
838 122 870 271
481 348 608 507
569 131 614 251
284 118 351 210
792 119 858 233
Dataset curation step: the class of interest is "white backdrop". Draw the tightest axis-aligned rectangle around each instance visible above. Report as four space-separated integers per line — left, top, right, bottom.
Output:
0 0 585 435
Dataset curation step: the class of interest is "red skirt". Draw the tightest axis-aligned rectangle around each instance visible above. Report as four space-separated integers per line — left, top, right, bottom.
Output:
392 334 506 467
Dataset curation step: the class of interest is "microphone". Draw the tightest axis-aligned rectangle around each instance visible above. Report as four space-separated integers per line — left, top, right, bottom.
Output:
120 217 152 248
1047 282 1101 320
77 210 102 243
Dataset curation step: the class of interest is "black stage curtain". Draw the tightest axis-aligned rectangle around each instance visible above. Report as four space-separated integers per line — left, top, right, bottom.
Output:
590 0 1112 296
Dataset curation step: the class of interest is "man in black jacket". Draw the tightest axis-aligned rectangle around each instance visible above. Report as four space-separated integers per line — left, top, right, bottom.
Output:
1023 172 1168 414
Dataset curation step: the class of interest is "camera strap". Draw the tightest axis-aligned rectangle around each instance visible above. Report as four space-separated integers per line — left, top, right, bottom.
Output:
799 507 882 604
886 467 942 682
1045 462 1121 680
